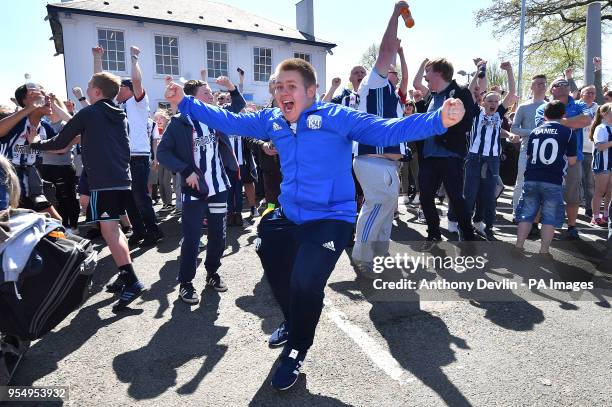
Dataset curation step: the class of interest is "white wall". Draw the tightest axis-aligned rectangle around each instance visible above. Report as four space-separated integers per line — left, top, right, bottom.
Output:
59 13 328 108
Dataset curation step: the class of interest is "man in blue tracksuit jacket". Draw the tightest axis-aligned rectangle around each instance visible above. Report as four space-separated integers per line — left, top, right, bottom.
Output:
165 55 465 390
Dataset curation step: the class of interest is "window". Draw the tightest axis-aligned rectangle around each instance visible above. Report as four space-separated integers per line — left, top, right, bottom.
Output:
154 35 180 75
294 52 311 63
253 47 272 82
206 41 228 78
97 29 125 71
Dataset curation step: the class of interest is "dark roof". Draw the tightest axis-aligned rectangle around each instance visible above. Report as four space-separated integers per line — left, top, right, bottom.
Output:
46 0 336 55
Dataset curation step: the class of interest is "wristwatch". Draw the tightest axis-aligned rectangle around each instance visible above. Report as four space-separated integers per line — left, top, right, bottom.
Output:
78 97 86 102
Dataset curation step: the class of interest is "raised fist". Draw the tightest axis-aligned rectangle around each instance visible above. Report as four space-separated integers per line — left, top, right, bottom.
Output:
331 77 341 87
394 1 409 16
92 46 104 57
440 98 465 128
215 76 234 90
593 57 602 71
130 46 140 57
564 67 574 79
72 87 83 98
500 61 512 71
165 82 185 105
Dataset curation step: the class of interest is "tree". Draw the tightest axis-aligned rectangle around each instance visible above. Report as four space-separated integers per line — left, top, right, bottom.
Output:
359 44 379 71
475 0 611 94
358 43 401 83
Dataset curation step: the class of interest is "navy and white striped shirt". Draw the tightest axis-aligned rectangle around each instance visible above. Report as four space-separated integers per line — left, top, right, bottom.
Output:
187 116 230 198
468 105 507 157
0 118 52 166
592 124 612 172
331 88 360 110
228 136 244 165
356 69 405 156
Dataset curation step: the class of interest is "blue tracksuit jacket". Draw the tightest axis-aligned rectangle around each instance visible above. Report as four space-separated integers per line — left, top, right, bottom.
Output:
178 97 447 224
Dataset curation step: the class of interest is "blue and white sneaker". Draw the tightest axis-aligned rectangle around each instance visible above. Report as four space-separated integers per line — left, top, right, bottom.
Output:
268 321 288 347
271 348 306 391
112 281 145 312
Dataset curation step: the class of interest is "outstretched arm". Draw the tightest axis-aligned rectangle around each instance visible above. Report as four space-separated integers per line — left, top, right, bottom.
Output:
500 61 516 108
31 110 85 151
167 82 268 140
347 98 465 146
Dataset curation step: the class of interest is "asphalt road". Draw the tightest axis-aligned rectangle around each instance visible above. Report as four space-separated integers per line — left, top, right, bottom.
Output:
9 188 612 406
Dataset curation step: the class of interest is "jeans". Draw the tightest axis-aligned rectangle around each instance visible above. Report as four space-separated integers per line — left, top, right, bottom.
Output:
419 157 474 240
463 154 500 229
125 156 159 235
178 190 228 283
226 168 243 214
582 153 594 210
516 181 565 227
256 208 353 352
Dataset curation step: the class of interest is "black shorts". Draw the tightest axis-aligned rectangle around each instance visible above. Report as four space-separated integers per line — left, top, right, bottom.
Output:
86 189 130 223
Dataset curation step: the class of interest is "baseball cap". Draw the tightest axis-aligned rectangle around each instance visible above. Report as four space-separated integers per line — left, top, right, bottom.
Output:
121 79 134 91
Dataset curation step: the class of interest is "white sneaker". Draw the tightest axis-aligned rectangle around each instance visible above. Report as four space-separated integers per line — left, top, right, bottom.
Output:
447 220 459 233
474 221 486 234
412 194 420 205
179 237 206 249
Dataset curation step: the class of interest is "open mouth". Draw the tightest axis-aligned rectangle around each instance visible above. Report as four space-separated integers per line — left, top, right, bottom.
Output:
282 100 295 113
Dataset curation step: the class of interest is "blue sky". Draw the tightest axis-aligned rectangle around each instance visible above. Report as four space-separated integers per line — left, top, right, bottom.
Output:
1 0 609 106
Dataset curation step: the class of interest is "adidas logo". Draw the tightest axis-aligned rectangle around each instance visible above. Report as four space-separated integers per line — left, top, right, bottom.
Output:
272 122 282 131
322 241 336 252
100 212 110 218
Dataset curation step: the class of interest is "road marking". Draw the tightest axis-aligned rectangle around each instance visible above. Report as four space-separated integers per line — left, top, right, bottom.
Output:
323 298 415 386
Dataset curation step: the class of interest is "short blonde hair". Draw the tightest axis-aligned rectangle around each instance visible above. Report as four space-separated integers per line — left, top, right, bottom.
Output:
91 72 121 99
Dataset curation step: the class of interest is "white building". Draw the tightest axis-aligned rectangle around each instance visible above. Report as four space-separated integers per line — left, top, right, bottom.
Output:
47 0 336 108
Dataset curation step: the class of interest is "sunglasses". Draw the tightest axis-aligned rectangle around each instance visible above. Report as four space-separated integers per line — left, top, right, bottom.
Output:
552 83 568 88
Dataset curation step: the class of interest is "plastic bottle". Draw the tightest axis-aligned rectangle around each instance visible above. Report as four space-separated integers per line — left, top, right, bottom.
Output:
24 73 45 107
400 7 415 28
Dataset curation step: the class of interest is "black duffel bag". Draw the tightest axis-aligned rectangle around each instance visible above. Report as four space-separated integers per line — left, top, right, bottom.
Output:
0 232 97 341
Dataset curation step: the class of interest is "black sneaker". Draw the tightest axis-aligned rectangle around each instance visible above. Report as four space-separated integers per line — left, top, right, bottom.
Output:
128 233 146 247
563 227 580 241
141 229 164 246
179 282 199 304
105 274 125 293
112 281 145 312
420 236 441 251
250 206 257 217
206 273 228 292
484 228 496 241
271 348 306 391
269 321 288 347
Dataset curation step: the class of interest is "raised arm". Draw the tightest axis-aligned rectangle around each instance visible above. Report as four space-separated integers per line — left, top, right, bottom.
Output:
500 62 516 108
373 2 406 75
216 76 245 113
72 87 90 107
413 58 430 96
92 46 104 74
594 57 604 105
347 98 464 146
323 77 341 103
130 46 144 99
398 47 408 97
565 68 578 92
166 81 268 139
